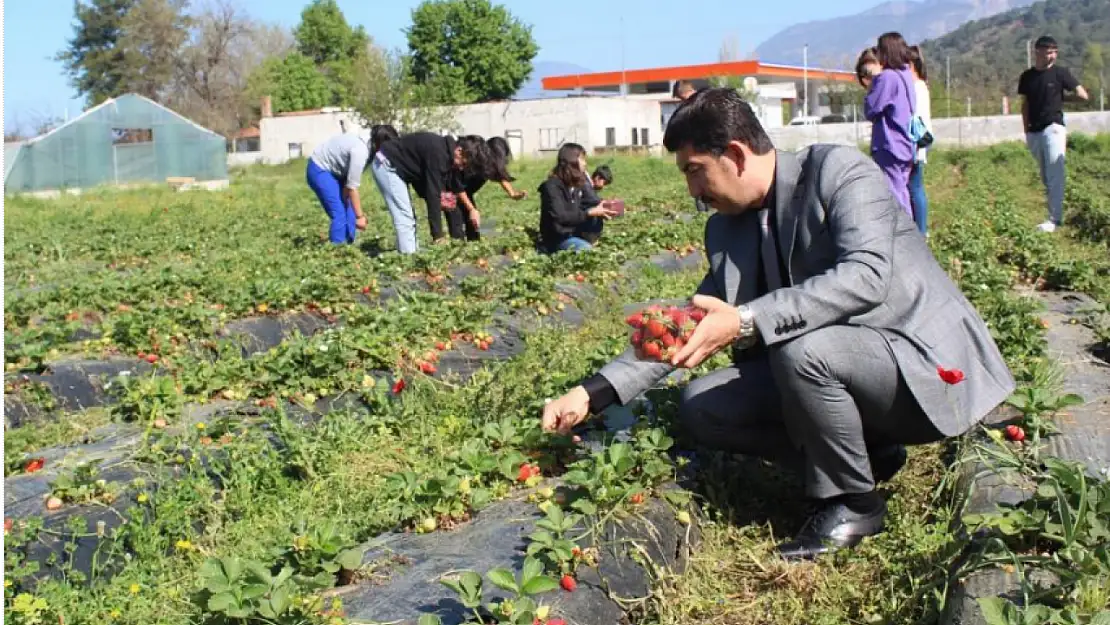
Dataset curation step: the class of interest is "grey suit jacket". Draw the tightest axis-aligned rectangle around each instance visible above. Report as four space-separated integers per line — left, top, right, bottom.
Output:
598 144 1016 437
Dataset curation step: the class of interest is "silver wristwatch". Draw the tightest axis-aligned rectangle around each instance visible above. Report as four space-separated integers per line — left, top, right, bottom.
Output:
734 304 757 350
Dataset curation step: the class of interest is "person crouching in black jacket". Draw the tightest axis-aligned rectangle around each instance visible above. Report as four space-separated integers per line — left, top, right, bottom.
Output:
539 143 618 254
447 136 530 242
372 132 492 252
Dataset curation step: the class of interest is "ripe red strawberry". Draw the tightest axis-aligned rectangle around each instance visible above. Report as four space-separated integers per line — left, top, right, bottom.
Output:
24 458 45 474
478 341 489 351
419 361 437 375
643 341 662 360
392 379 406 394
689 308 706 323
630 330 643 346
146 354 159 364
668 309 690 326
361 286 372 294
625 313 644 328
1004 424 1026 442
435 341 447 351
5 518 13 534
629 493 645 505
549 620 567 625
560 575 577 592
645 320 667 339
137 351 146 359
660 333 675 348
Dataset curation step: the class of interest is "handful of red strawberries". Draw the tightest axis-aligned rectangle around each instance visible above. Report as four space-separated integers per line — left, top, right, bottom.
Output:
626 304 706 362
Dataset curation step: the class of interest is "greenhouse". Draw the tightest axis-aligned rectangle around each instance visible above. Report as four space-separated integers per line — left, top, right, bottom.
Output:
4 94 228 194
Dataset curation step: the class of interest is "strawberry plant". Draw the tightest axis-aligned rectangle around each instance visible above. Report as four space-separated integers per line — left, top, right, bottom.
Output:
525 504 581 576
269 520 365 588
434 556 560 625
49 461 121 506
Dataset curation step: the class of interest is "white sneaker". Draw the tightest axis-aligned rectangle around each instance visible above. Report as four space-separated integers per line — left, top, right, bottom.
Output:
1037 221 1057 233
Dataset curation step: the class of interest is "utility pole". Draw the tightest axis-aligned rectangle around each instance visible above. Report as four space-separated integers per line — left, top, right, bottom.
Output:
1026 39 1032 68
803 43 809 117
946 56 951 118
620 16 626 97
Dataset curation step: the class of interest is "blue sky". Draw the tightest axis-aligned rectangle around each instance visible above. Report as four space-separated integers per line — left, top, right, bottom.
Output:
3 0 878 135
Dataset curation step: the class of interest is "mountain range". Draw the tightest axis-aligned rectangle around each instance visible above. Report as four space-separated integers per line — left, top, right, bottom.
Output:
754 0 1039 68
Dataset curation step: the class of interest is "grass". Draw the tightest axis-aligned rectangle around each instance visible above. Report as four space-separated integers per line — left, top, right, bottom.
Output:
5 138 1110 625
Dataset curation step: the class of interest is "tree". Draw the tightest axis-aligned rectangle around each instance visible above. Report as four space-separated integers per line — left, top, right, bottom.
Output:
406 0 538 103
56 0 140 105
349 43 460 133
294 0 367 65
248 52 331 115
293 0 368 106
1081 42 1105 107
169 0 286 138
117 0 191 101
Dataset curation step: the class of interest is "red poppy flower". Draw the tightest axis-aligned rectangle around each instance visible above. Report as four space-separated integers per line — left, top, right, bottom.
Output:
392 379 406 394
24 458 45 473
937 366 965 385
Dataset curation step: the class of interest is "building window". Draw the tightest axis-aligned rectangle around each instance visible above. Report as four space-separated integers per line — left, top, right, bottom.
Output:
289 143 303 159
605 127 616 146
539 128 565 151
111 128 153 145
641 128 649 146
632 128 639 145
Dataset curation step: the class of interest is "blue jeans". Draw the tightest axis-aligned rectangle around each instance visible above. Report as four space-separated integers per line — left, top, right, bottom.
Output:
306 159 356 244
551 217 603 253
909 162 928 235
1025 123 1067 224
371 155 419 254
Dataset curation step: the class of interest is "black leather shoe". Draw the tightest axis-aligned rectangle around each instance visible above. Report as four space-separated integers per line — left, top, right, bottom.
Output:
776 499 887 561
871 445 907 483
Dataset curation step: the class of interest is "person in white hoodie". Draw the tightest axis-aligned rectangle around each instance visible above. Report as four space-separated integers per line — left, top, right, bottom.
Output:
908 45 932 236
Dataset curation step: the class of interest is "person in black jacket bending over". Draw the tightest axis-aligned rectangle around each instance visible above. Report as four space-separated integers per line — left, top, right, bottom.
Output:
448 136 530 242
372 132 492 253
539 143 619 253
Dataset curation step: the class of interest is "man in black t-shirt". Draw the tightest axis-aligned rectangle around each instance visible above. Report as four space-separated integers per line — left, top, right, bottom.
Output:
1017 36 1089 232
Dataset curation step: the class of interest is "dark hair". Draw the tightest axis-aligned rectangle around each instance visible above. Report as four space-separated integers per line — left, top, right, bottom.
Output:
485 136 516 182
662 87 774 156
672 80 695 99
551 143 587 188
1034 35 1058 50
456 134 494 178
908 45 928 82
370 124 398 153
876 32 912 70
855 47 879 86
592 164 613 185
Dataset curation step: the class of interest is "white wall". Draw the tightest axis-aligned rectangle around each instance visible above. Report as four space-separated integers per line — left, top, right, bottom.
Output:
582 98 661 150
768 110 1110 151
256 98 663 164
259 110 366 165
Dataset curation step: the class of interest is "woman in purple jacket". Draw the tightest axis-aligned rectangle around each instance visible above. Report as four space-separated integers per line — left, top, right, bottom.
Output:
864 32 916 216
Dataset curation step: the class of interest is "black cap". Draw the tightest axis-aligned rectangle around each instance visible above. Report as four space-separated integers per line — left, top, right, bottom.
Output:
1034 35 1058 49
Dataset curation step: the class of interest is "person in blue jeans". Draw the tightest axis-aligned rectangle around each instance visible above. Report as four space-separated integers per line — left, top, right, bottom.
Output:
538 143 618 254
306 133 373 244
908 45 932 236
373 132 493 253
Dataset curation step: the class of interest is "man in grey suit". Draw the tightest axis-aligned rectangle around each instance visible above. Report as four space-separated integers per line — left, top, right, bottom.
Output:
541 88 1015 561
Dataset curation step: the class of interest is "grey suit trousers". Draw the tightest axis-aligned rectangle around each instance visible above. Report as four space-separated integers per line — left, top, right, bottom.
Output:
679 324 943 499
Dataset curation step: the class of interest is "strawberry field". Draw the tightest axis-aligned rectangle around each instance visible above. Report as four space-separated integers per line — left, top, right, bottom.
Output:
5 137 1110 625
